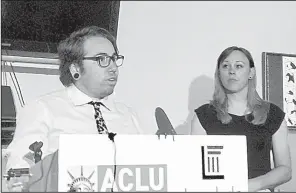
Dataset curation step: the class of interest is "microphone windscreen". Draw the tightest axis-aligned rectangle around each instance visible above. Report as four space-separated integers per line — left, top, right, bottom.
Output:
29 141 43 152
155 107 177 135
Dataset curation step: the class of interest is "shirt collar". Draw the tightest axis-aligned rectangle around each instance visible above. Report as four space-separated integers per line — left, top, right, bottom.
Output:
66 84 114 111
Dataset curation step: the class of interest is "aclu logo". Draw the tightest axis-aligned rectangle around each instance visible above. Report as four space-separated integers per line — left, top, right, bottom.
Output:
97 164 167 192
201 145 225 180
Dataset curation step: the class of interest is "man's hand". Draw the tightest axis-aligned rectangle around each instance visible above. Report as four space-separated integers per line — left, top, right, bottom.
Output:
6 175 30 192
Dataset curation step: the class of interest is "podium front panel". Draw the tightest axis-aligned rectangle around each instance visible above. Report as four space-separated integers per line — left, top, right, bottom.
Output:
58 134 248 192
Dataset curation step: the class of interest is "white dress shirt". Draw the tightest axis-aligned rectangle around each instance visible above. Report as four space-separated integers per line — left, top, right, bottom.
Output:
5 85 142 171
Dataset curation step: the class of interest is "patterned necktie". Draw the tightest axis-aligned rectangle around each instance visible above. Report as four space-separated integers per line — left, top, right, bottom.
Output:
88 101 109 134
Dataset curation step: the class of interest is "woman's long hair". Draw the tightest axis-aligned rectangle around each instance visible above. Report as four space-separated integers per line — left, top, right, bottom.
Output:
210 46 270 125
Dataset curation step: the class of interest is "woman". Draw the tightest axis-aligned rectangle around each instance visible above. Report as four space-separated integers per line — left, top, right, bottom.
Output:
191 46 292 191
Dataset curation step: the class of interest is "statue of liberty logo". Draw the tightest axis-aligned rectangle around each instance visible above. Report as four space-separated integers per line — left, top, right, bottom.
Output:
67 166 95 192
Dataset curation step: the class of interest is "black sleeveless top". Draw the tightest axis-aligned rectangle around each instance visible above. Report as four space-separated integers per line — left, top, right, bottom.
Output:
195 103 285 179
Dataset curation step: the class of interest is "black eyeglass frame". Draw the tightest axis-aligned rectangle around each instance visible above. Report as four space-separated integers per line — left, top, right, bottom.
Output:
83 54 124 68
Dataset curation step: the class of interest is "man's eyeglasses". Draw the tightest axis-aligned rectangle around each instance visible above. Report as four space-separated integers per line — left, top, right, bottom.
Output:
83 54 124 68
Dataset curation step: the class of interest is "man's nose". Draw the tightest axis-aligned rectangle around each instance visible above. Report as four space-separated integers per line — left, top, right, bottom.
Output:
108 61 118 73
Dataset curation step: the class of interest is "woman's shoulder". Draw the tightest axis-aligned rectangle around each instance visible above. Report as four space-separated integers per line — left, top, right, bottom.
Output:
193 103 218 132
264 101 285 135
194 103 217 118
195 103 214 112
266 101 285 117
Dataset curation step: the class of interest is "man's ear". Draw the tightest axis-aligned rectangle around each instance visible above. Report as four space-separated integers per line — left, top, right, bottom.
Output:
69 63 80 75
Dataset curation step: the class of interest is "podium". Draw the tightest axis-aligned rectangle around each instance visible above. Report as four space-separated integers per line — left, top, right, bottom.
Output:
26 150 58 192
26 134 248 192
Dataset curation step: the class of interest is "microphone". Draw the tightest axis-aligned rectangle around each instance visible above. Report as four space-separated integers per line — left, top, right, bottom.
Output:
108 132 117 143
155 107 177 135
29 141 43 164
